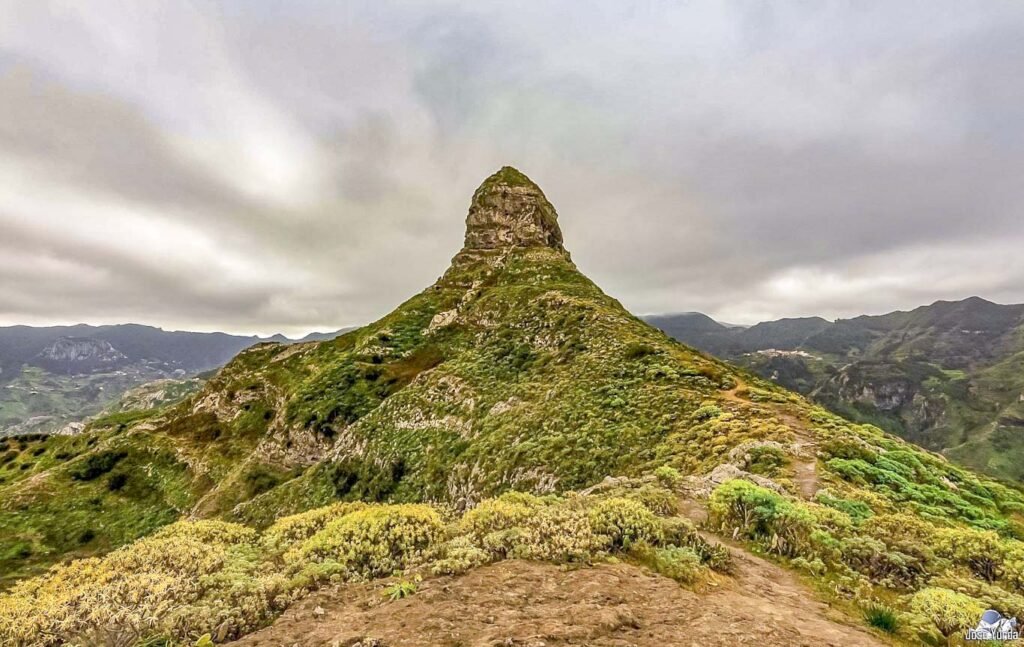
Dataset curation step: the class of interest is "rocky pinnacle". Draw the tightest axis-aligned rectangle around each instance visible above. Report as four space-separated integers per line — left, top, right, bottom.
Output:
462 167 567 255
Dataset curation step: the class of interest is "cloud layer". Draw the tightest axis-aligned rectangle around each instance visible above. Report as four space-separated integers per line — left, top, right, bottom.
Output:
1 1 1022 335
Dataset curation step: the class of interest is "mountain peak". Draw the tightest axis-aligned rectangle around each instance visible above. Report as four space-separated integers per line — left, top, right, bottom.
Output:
462 166 566 255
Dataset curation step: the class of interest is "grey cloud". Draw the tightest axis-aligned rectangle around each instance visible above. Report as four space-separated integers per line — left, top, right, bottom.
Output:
0 0 1023 335
0 66 257 214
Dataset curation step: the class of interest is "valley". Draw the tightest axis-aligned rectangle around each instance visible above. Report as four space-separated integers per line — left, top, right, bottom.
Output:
0 326 349 439
647 300 1024 483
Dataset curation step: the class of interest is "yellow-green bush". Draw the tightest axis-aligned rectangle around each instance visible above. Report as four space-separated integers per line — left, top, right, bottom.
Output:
263 501 367 552
930 574 1024 622
0 489 740 646
454 493 700 567
515 504 598 562
909 587 984 641
458 491 545 542
155 518 258 546
633 543 705 584
289 504 443 580
429 536 492 575
862 512 937 543
1006 544 1024 593
934 527 1006 582
654 465 682 488
622 484 678 516
0 520 262 646
588 496 664 548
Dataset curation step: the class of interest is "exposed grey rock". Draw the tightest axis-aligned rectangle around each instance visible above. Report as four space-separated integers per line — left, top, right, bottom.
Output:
37 337 127 372
462 167 566 255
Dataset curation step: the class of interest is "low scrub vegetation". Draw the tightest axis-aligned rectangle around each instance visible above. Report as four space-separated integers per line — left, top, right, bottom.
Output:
0 487 727 646
709 476 1024 643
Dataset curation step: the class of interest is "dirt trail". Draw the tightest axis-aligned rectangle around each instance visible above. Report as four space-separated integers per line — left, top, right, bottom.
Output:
718 380 746 404
719 378 821 500
778 411 821 500
232 555 884 647
792 454 820 499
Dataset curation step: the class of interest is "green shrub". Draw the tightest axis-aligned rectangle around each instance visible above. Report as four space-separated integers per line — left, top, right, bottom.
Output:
708 480 860 563
709 480 781 534
384 577 419 600
290 504 442 580
660 517 698 546
691 404 722 422
459 492 545 541
653 465 682 488
263 502 367 552
862 603 899 633
588 497 663 549
909 587 984 641
935 527 1006 582
624 342 657 360
633 544 705 584
106 473 129 492
816 492 874 523
790 556 827 575
659 517 732 573
821 439 877 463
70 451 127 481
840 534 928 588
709 480 816 557
429 536 491 575
744 445 788 477
243 466 283 498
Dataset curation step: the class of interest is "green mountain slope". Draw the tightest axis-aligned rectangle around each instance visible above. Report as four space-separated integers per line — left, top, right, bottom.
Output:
0 325 351 438
650 299 1024 483
4 169 1024 646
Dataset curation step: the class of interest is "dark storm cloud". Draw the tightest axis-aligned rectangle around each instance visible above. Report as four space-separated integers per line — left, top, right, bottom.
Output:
0 1 1022 334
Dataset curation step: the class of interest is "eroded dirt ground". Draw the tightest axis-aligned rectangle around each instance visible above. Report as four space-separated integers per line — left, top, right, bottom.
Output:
232 553 886 647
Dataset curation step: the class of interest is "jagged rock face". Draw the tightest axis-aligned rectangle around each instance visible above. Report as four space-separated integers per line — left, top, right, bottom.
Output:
462 167 566 255
34 337 128 374
39 337 124 363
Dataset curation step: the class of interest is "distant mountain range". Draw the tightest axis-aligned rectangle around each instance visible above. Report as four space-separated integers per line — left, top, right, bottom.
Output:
0 324 350 436
645 296 1024 482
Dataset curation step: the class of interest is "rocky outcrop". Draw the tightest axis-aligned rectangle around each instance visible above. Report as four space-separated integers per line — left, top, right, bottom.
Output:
458 167 567 256
34 337 128 374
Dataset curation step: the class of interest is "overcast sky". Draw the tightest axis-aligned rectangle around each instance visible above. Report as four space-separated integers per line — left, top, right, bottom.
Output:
1 1 1022 336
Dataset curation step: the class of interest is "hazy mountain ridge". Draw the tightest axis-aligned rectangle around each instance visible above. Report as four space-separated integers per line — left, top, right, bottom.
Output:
0 324 351 438
647 297 1024 481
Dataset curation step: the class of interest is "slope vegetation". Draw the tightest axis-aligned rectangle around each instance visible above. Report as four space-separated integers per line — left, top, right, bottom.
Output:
650 299 1024 482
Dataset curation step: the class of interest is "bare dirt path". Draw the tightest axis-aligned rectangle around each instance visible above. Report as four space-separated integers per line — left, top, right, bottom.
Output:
793 453 820 499
719 378 822 500
232 556 884 647
777 411 821 500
